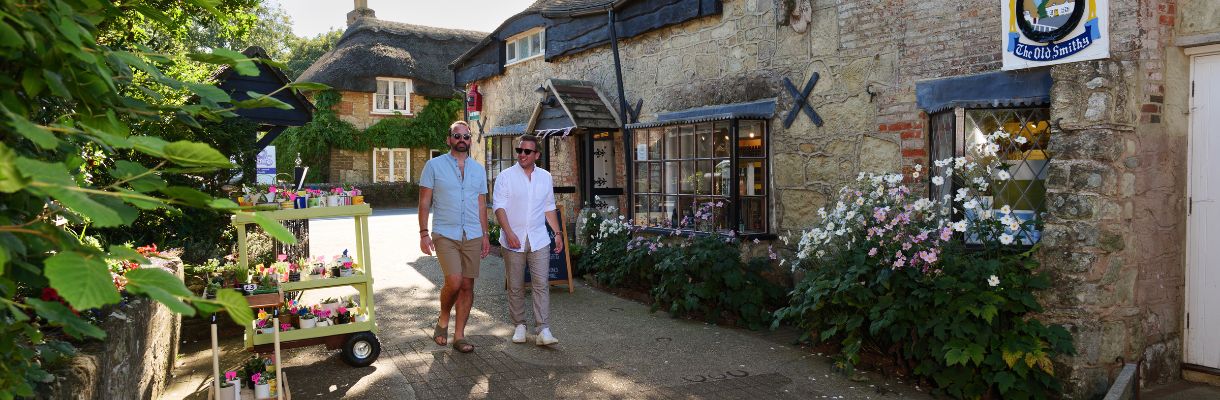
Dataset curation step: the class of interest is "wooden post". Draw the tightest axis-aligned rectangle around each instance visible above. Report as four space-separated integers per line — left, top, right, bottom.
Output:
210 315 220 399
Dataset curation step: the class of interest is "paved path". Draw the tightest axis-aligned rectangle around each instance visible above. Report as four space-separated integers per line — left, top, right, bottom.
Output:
165 208 929 399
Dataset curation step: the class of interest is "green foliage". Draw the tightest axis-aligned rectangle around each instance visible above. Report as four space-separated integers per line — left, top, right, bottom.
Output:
0 0 301 395
272 90 462 182
282 29 343 80
774 243 1074 398
576 207 784 330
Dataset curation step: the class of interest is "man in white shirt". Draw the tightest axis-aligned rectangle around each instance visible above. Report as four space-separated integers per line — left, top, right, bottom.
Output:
493 135 564 346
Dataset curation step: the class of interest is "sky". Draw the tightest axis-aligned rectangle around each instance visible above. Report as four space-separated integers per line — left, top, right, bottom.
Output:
272 0 537 37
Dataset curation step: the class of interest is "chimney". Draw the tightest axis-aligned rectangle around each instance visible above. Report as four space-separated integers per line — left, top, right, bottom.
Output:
347 0 375 25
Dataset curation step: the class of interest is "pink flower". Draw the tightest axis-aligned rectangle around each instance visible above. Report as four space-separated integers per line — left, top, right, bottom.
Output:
337 307 347 314
892 257 905 268
939 227 952 241
252 373 262 384
268 186 277 194
277 254 287 262
225 371 237 381
902 242 912 251
920 251 938 264
281 323 291 331
868 247 877 256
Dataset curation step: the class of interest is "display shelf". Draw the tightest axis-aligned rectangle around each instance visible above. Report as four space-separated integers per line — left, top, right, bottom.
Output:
250 321 374 346
231 204 371 224
279 274 369 291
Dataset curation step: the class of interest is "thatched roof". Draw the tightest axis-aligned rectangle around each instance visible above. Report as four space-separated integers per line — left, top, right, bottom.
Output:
297 18 486 98
450 0 624 68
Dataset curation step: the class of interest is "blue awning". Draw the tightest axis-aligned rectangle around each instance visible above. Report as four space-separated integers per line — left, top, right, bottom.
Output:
626 98 777 129
486 123 527 137
915 70 1052 114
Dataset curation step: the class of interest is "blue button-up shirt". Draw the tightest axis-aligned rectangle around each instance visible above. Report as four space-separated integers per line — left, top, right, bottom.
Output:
419 153 487 241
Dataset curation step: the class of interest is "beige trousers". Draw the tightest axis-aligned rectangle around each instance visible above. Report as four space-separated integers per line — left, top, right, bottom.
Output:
504 237 551 331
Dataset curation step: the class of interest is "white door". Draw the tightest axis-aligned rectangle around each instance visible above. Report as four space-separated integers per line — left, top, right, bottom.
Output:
1187 51 1220 369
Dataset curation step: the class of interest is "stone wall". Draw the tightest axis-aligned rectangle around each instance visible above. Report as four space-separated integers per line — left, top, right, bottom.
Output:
468 0 1204 397
330 148 372 183
334 90 429 130
44 258 183 400
327 90 466 183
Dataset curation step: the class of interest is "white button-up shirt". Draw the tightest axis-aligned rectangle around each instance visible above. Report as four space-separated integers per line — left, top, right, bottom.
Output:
492 163 557 252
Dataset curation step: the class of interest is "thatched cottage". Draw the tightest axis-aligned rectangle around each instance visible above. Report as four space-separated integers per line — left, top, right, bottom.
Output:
450 0 1220 397
296 3 485 183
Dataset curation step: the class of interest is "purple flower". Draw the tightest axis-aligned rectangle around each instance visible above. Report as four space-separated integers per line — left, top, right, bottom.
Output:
867 247 877 256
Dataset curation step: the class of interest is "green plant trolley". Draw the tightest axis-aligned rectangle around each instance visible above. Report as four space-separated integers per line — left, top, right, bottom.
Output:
231 204 382 367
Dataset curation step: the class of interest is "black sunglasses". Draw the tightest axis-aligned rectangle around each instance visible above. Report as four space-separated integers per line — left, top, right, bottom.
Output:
514 148 536 155
450 133 471 140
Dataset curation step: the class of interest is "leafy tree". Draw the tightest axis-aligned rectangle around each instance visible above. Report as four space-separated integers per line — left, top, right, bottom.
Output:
0 0 320 397
282 29 343 80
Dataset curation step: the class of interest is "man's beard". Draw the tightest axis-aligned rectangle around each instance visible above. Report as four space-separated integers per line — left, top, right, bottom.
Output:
451 142 469 153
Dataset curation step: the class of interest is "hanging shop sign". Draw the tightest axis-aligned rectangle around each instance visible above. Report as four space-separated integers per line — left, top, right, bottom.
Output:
1001 0 1109 70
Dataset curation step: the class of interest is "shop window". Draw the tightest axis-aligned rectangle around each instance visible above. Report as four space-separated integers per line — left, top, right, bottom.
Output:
374 78 412 114
929 107 1051 245
505 28 545 66
632 120 769 234
372 148 411 182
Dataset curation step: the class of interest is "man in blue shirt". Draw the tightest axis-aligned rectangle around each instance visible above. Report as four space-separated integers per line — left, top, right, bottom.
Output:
419 121 489 353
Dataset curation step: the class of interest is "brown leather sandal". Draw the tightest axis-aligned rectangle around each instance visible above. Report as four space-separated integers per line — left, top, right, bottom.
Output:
433 324 447 346
452 338 474 353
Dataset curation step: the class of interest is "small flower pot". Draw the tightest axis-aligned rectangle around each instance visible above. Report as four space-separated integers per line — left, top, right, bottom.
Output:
218 382 239 400
294 197 307 209
315 319 330 327
327 195 341 207
355 314 369 323
353 195 364 205
263 193 276 203
308 197 320 208
299 317 316 329
330 266 340 277
254 383 271 399
340 268 354 277
280 201 293 210
258 327 275 335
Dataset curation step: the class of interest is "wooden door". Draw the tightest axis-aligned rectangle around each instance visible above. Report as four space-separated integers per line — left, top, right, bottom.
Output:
1187 51 1220 369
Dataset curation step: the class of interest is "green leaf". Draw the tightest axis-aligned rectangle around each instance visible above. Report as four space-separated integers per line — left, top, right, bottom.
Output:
185 82 231 104
250 212 297 244
16 158 124 226
160 186 213 207
0 20 24 49
107 245 150 265
130 135 169 158
0 143 28 193
234 92 293 110
110 160 166 192
5 111 59 149
124 269 196 316
26 299 106 340
215 289 253 325
5 299 29 321
993 371 1017 393
43 70 70 98
965 343 985 366
162 141 234 168
117 188 167 210
44 252 120 310
188 48 257 76
208 198 240 210
286 82 330 91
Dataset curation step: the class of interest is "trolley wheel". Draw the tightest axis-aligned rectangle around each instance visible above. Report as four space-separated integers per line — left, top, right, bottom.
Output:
341 331 381 367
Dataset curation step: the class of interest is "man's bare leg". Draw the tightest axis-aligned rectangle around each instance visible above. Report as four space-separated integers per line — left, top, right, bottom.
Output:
452 277 475 345
436 274 463 345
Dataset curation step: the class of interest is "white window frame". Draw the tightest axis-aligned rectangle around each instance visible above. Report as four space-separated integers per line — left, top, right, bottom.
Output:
372 77 413 115
505 28 545 67
372 147 412 183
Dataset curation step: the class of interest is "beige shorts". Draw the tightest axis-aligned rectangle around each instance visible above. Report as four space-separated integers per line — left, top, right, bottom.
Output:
433 234 482 278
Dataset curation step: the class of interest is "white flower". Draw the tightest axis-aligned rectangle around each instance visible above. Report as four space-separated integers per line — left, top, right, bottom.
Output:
988 275 1000 287
952 220 968 232
996 170 1011 181
1008 220 1021 231
912 171 920 179
1000 205 1011 215
1014 136 1028 144
964 199 979 210
955 157 967 168
999 233 1014 245
933 159 949 168
954 188 969 202
931 176 944 186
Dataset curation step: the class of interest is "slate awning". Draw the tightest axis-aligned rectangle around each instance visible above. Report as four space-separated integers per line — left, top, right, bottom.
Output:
485 123 527 137
625 98 777 129
915 69 1052 114
527 79 621 133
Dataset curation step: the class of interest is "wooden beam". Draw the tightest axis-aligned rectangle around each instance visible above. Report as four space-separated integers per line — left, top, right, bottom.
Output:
255 125 289 152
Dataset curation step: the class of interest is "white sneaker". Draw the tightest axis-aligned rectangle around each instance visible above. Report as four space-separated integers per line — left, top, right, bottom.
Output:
512 324 527 343
536 328 558 346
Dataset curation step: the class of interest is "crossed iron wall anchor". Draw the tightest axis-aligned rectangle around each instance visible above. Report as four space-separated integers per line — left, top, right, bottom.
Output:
783 72 824 129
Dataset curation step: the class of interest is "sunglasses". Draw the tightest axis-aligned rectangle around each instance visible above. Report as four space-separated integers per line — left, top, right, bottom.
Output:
514 148 536 155
450 133 471 140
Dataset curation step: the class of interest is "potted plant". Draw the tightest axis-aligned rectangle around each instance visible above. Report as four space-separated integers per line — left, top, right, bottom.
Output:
299 311 316 329
219 370 240 400
327 186 343 207
351 187 364 205
242 357 267 388
334 307 351 324
320 297 341 314
252 372 271 399
314 308 332 327
254 309 274 334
